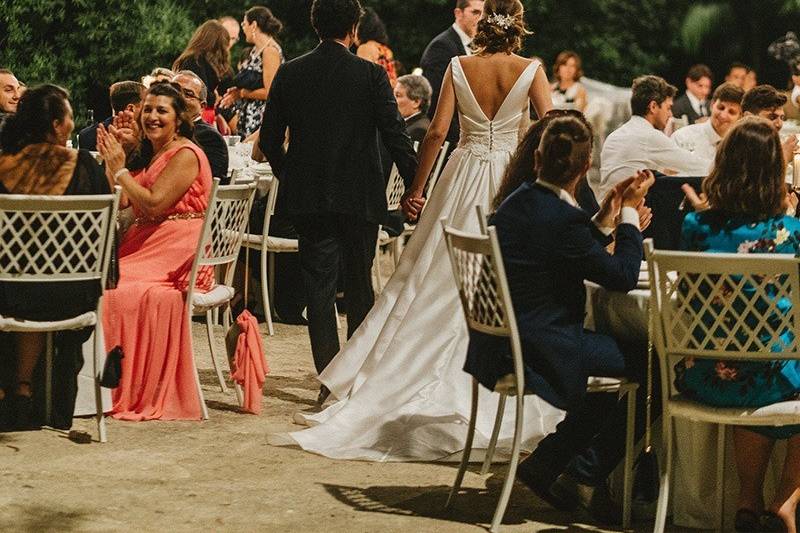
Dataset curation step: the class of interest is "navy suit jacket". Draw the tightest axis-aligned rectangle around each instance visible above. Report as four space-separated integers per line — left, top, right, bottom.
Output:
77 117 113 152
465 182 643 410
420 27 466 148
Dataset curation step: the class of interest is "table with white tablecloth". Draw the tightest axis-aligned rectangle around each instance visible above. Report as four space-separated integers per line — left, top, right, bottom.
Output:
586 283 788 530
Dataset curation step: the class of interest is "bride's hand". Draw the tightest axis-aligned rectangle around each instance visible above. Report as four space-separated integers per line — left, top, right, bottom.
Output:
401 188 425 221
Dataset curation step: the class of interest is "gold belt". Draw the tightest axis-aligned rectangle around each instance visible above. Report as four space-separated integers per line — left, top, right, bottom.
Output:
134 211 205 226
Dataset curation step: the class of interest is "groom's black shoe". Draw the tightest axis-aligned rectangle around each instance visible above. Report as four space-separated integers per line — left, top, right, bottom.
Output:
550 473 622 526
515 458 572 511
316 385 331 407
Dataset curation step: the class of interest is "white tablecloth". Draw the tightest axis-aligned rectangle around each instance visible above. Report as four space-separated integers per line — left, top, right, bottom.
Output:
586 283 787 530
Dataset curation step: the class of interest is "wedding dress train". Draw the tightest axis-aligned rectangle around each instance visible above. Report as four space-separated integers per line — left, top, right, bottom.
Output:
277 57 564 461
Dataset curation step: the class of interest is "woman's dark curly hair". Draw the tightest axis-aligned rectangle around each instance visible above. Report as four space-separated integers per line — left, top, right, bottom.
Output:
142 82 195 140
357 7 389 45
492 110 593 209
0 84 70 154
471 0 530 55
246 6 284 36
703 117 786 219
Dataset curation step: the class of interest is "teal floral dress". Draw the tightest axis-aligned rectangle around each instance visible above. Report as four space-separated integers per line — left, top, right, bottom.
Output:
678 210 800 439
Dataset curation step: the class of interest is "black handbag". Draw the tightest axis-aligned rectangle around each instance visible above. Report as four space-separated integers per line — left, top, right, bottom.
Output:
233 68 263 91
100 346 124 388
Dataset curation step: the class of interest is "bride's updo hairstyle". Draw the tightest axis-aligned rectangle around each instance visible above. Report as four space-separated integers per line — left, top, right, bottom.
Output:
471 0 530 55
536 116 593 186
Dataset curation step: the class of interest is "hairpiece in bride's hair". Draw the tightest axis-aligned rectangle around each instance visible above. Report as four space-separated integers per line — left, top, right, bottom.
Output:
486 13 514 29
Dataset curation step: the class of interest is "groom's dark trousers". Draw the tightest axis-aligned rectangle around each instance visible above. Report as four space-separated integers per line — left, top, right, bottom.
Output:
259 40 417 374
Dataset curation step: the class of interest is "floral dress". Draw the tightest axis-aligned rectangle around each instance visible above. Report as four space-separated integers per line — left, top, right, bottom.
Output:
236 42 284 138
677 210 800 438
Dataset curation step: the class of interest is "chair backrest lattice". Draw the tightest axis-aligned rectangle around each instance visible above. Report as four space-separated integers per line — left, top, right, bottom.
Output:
386 165 406 212
442 221 513 337
195 182 255 268
0 193 119 283
646 240 800 363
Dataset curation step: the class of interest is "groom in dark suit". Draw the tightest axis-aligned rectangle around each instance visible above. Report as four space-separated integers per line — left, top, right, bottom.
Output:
419 0 484 149
259 0 417 397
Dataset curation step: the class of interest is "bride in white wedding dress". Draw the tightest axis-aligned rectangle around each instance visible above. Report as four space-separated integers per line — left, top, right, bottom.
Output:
278 0 563 461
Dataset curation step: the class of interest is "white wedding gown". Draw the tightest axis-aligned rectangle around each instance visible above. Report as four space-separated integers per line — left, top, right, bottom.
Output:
278 57 564 461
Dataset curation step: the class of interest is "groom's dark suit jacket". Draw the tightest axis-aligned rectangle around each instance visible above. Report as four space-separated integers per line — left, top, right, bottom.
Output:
465 182 643 410
420 27 467 149
259 40 417 225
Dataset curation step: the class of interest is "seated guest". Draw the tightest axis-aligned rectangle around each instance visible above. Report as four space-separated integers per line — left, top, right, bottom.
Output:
493 109 603 215
671 64 713 125
172 71 229 180
0 85 110 431
472 115 655 523
550 51 588 112
726 62 749 89
678 117 800 533
78 81 145 151
0 68 21 138
394 74 432 143
592 75 709 202
96 82 213 421
742 84 797 162
671 82 744 161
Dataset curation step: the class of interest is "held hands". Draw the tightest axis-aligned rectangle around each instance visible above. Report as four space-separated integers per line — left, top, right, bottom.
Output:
401 188 426 221
96 124 127 181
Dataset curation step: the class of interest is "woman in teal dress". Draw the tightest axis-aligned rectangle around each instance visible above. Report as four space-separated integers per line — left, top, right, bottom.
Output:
679 117 800 532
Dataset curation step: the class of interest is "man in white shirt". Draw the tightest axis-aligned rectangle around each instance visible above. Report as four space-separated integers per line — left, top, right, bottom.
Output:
671 82 744 162
592 75 711 201
741 84 798 162
671 64 713 125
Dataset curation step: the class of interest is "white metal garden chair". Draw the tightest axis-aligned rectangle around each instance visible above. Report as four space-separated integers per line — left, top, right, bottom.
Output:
645 239 800 533
442 207 637 532
186 179 256 417
0 189 120 443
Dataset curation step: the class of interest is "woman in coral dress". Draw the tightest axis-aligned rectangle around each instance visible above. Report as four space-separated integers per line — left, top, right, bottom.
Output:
97 82 213 421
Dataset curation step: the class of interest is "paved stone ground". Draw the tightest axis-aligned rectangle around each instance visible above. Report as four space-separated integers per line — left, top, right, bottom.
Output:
0 318 690 532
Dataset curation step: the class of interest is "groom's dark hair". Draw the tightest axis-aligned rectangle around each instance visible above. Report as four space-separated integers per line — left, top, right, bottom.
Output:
311 0 363 40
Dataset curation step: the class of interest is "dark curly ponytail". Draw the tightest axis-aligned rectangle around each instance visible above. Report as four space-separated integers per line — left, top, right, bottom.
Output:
471 0 530 55
537 116 593 186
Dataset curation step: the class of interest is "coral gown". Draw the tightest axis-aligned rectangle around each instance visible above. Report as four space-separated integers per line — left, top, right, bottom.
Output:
104 143 213 421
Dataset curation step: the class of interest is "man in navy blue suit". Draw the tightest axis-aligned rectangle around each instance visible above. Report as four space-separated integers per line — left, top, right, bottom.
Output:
466 116 654 523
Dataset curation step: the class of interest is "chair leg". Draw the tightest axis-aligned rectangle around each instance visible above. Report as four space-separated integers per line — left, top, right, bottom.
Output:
715 425 726 533
653 415 673 533
622 386 636 530
93 326 107 443
490 393 524 533
205 311 228 393
334 302 342 330
45 332 53 426
447 378 479 509
187 311 209 420
481 393 507 475
262 249 274 336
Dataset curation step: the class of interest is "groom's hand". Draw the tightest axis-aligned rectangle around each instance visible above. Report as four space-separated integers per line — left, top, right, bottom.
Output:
401 189 425 220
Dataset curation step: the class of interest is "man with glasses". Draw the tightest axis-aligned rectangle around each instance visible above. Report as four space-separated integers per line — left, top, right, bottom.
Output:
172 71 229 180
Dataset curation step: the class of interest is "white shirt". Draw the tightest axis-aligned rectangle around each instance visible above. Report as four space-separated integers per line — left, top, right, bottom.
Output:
792 84 800 108
670 119 720 163
452 23 473 56
686 91 708 117
535 179 640 233
592 115 712 202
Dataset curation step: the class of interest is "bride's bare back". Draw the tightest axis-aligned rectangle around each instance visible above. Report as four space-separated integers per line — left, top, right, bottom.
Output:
459 53 546 120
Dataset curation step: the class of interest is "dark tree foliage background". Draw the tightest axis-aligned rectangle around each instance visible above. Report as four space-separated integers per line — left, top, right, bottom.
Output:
2 0 799 128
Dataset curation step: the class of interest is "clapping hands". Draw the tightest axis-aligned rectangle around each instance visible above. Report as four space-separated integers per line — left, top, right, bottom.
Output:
96 124 127 181
109 110 141 155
